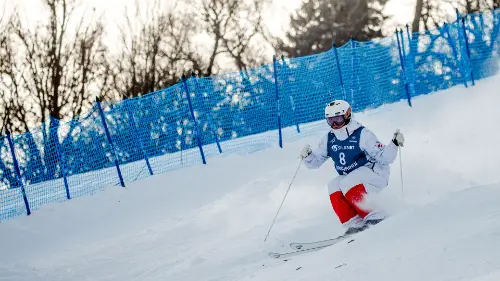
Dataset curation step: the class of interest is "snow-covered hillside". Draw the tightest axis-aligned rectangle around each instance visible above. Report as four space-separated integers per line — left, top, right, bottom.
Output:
1 75 500 281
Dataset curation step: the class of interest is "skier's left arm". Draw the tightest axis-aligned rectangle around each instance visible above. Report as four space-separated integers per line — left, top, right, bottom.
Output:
360 128 405 165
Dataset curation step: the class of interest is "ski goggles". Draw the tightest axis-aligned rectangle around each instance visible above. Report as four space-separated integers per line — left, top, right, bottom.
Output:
327 115 346 129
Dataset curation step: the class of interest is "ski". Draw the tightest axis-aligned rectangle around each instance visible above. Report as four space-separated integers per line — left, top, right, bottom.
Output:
269 220 384 259
290 234 351 250
268 243 334 259
268 236 355 259
289 220 384 250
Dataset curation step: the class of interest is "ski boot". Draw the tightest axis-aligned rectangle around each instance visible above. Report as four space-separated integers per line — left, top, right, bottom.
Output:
365 219 384 226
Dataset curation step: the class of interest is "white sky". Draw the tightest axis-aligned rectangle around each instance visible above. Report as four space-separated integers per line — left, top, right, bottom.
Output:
0 0 418 68
1 0 417 36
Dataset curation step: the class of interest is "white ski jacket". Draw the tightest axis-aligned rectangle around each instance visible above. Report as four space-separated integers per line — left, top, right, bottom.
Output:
304 119 398 180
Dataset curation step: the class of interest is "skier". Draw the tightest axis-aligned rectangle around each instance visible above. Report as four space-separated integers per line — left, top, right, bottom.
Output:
299 100 404 235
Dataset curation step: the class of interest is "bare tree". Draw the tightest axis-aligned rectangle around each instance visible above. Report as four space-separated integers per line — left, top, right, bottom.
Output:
452 0 498 14
0 13 16 133
112 0 269 94
112 0 200 98
195 0 271 75
8 0 110 129
412 0 498 32
0 0 111 181
222 0 269 70
412 0 424 33
1 14 41 134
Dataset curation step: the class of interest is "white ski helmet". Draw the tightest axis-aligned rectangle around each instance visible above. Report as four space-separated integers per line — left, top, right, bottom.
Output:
325 100 352 129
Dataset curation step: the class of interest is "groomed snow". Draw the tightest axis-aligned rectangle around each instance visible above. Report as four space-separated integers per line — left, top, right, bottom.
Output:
1 74 500 281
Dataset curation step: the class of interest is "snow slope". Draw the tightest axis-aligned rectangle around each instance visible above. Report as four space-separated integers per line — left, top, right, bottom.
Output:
1 74 500 281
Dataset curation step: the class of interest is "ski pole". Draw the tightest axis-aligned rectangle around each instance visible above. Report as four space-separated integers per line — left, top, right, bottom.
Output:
399 146 404 198
264 159 303 242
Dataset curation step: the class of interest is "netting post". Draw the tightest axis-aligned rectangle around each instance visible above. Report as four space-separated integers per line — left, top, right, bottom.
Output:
456 9 475 86
50 115 71 200
123 96 153 176
181 74 207 164
95 97 125 187
479 12 485 31
5 129 31 216
272 55 283 148
444 23 468 88
281 55 300 134
191 72 222 154
332 43 346 100
461 16 476 86
404 24 417 97
494 11 500 51
396 29 412 107
490 10 500 53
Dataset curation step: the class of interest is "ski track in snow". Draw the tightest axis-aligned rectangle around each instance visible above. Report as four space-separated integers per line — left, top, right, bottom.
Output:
2 74 500 280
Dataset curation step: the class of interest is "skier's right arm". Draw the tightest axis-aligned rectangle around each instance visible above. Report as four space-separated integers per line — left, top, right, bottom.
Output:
300 134 329 169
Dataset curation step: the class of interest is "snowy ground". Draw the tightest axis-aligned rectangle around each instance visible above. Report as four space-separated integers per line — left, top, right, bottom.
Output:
1 74 500 281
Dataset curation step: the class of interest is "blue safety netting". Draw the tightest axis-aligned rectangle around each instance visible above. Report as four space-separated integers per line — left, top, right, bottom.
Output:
1 9 499 221
404 24 468 97
465 11 500 80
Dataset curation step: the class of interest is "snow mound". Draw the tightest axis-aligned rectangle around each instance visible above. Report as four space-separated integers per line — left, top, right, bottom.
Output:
1 75 500 280
251 183 500 281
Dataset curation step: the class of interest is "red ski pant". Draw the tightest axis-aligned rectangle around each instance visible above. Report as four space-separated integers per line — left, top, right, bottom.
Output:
327 166 388 225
